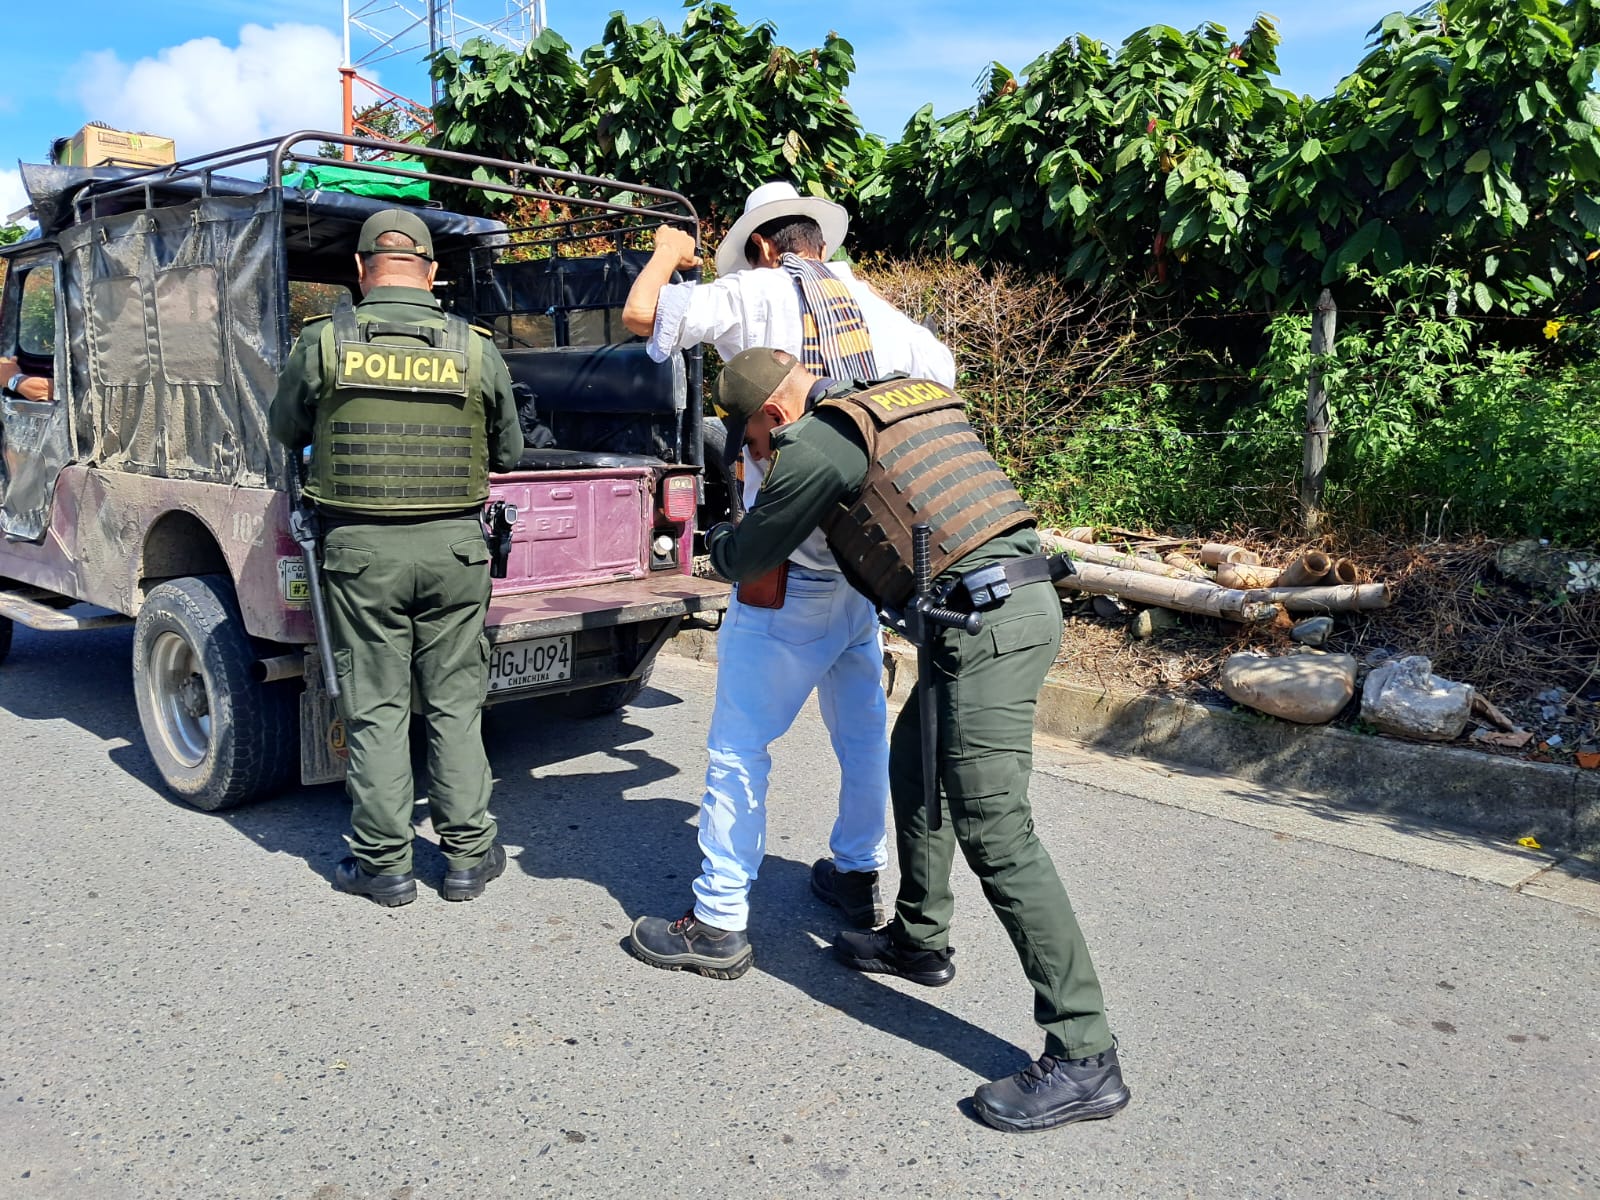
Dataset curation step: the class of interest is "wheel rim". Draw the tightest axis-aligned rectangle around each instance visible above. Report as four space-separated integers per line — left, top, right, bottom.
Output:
146 630 212 768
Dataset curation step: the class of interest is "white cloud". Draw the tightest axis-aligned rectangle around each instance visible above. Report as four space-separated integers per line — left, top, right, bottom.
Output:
74 24 352 162
1 168 30 225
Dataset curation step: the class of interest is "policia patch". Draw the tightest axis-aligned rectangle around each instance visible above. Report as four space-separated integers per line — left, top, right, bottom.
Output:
335 343 469 394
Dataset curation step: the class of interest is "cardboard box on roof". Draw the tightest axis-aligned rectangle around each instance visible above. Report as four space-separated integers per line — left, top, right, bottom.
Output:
55 123 176 168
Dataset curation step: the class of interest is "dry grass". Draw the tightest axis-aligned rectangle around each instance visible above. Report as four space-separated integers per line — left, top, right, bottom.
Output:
858 256 1168 443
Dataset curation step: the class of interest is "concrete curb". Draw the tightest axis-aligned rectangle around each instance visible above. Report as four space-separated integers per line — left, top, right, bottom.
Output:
664 623 1600 858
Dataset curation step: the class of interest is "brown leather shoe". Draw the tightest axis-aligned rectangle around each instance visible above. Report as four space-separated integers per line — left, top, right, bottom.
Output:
810 857 884 927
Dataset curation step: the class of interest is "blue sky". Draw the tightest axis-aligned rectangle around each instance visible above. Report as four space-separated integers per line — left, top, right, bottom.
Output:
1 0 1404 220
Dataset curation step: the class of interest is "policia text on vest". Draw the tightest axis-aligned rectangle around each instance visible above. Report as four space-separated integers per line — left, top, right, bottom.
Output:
337 344 469 391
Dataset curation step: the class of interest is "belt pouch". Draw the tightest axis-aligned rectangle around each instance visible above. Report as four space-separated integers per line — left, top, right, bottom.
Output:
737 561 790 609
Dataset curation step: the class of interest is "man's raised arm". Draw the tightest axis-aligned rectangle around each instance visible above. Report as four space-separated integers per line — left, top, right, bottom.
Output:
621 225 702 337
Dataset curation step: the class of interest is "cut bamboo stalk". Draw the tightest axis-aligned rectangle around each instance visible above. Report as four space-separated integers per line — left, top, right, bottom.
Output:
1044 534 1211 581
1199 542 1261 566
1243 582 1392 612
1063 527 1096 544
1057 561 1280 622
1277 550 1333 587
1329 558 1361 585
1164 552 1202 572
1215 561 1282 588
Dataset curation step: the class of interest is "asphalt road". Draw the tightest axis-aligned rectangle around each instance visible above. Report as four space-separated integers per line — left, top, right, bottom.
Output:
1 624 1596 1200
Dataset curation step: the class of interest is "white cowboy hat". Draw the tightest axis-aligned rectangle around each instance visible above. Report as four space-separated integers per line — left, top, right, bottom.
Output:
714 181 849 278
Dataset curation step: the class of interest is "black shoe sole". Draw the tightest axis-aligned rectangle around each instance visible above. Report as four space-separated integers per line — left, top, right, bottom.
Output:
973 1085 1131 1133
442 851 506 902
833 942 955 987
335 879 417 907
809 875 883 929
625 928 754 981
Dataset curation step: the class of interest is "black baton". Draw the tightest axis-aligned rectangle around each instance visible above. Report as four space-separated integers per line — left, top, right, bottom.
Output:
288 459 341 702
904 524 982 832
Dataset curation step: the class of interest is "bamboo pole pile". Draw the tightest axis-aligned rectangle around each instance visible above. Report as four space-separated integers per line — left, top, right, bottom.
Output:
1039 528 1392 627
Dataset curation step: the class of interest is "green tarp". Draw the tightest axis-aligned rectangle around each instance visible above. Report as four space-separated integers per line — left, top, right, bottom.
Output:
282 160 429 202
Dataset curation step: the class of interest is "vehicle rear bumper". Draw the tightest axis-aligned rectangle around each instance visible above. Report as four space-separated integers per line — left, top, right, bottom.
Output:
485 572 729 643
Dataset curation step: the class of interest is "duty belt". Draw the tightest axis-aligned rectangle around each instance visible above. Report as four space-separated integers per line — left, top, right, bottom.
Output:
937 554 1059 612
316 504 482 529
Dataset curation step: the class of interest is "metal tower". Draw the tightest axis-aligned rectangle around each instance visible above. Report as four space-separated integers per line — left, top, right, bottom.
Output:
338 1 548 155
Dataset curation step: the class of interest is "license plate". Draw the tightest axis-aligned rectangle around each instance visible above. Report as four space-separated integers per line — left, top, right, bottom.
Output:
488 635 572 694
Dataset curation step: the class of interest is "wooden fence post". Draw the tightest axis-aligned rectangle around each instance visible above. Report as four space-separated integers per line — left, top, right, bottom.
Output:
1300 289 1337 536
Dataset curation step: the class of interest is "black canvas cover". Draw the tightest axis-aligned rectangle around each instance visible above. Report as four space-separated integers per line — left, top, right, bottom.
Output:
56 190 289 487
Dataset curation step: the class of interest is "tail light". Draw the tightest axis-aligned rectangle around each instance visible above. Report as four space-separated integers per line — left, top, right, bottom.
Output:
662 473 697 522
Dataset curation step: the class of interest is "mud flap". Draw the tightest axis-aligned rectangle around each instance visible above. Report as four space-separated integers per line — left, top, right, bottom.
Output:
299 650 349 785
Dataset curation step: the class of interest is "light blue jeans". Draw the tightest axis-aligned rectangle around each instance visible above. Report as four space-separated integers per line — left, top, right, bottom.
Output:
692 567 890 932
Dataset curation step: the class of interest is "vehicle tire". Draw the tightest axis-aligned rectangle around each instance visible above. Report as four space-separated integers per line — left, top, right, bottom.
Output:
132 575 298 811
571 660 655 717
698 421 743 545
0 615 12 667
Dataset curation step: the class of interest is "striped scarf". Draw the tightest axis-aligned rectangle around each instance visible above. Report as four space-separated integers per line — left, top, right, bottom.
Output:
781 253 879 383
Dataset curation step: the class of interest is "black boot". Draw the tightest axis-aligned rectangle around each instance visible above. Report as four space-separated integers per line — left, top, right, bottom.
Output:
810 858 884 927
333 857 417 907
833 924 955 987
627 912 753 980
973 1046 1131 1132
442 843 506 902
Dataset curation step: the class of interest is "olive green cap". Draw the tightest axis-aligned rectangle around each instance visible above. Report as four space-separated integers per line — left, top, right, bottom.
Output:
714 347 800 466
715 347 799 421
356 208 434 259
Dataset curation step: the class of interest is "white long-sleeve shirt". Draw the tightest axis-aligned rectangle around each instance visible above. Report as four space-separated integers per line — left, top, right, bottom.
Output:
647 262 956 571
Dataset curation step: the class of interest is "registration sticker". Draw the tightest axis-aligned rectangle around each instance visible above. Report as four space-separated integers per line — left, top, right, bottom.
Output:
279 556 309 605
488 635 572 694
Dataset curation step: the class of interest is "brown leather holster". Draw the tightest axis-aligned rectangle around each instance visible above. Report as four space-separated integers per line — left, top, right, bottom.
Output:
736 561 789 609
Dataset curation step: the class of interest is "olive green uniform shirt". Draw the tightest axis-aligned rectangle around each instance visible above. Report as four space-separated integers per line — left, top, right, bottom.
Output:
706 406 1038 591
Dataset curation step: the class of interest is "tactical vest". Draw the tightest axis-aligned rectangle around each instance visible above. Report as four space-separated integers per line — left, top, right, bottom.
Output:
818 378 1034 609
306 299 490 515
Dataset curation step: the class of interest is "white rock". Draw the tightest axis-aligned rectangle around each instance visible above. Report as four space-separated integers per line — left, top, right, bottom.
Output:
1220 651 1358 724
1360 655 1474 741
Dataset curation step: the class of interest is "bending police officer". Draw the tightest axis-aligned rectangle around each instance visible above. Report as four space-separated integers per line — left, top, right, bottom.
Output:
685 348 1131 1133
269 209 522 907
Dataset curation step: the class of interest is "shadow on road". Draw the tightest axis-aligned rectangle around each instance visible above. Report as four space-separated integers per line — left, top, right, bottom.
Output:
0 622 1030 1082
490 698 1032 1085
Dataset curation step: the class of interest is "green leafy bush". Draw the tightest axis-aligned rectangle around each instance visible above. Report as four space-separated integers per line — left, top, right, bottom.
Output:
429 4 870 225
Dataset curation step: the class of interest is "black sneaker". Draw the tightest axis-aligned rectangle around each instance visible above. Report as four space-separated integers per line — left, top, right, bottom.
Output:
442 843 507 902
973 1046 1131 1133
627 912 753 980
833 925 955 987
810 858 884 927
333 857 417 907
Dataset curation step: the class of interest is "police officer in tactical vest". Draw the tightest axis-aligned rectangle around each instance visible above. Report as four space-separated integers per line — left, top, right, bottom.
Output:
270 209 523 907
692 347 1130 1133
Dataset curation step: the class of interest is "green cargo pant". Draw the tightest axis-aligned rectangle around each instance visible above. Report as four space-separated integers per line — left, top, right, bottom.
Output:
320 513 496 875
889 577 1114 1060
